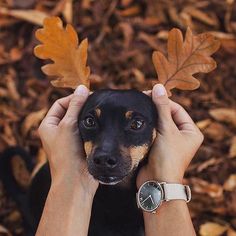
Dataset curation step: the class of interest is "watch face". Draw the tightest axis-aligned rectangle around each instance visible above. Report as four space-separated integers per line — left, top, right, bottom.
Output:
137 181 163 212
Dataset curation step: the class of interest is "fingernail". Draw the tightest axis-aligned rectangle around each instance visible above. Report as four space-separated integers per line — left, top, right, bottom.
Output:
153 84 166 97
74 85 89 96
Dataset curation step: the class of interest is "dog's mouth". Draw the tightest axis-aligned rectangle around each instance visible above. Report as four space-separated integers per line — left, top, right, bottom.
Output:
95 175 125 185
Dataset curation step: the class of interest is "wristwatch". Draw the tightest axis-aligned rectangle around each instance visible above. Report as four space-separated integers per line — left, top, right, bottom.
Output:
136 181 191 213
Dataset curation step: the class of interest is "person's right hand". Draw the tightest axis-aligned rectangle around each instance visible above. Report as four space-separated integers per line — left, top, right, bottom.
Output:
137 84 204 188
38 85 99 199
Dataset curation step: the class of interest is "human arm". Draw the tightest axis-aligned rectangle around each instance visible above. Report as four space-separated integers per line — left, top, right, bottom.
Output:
36 85 99 236
137 84 204 236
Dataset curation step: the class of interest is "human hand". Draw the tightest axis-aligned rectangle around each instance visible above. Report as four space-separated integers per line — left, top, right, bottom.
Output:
137 84 204 188
38 85 99 198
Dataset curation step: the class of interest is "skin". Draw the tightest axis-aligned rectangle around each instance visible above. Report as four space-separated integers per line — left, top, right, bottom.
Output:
36 84 203 236
138 84 203 236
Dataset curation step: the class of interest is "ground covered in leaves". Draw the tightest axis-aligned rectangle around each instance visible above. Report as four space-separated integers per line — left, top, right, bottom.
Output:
0 0 236 235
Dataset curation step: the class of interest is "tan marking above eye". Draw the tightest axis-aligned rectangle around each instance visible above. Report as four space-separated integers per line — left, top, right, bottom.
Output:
84 141 93 157
95 108 101 118
125 111 133 119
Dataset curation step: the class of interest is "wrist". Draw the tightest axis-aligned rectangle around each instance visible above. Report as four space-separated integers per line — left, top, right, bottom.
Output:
51 174 96 202
151 166 184 183
154 173 184 184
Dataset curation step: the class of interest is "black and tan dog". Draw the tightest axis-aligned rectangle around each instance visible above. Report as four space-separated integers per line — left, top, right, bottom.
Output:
0 89 158 236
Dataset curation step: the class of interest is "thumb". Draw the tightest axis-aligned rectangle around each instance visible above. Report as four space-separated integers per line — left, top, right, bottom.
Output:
62 85 89 123
152 84 172 133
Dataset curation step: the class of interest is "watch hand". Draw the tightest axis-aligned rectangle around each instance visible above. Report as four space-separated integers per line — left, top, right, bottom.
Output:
141 195 151 205
150 195 154 204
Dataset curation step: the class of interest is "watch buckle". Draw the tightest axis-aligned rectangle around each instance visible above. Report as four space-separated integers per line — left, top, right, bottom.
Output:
185 185 191 203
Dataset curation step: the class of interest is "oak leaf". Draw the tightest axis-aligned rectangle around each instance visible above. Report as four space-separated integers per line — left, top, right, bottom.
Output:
152 27 220 96
199 222 228 236
34 16 90 89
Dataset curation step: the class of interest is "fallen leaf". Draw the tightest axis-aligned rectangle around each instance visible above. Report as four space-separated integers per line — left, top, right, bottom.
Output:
152 27 220 96
224 175 236 191
31 148 47 179
183 7 219 27
0 224 12 236
0 7 49 26
199 222 228 236
21 108 47 136
203 122 229 141
196 119 212 130
34 16 90 89
229 136 236 158
62 0 73 23
190 177 223 198
116 5 141 17
228 228 236 236
209 108 236 127
197 157 218 172
11 155 31 189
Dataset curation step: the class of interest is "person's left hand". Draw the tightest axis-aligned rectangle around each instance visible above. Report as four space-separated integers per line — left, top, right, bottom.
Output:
38 85 99 198
137 84 203 189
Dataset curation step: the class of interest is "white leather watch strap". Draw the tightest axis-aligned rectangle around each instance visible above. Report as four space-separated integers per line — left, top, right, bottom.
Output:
161 183 191 202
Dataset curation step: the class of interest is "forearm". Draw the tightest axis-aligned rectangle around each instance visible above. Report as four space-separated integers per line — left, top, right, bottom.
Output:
143 201 196 236
36 179 94 236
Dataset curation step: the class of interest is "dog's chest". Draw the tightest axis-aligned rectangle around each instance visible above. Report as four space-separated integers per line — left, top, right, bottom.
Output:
88 184 144 236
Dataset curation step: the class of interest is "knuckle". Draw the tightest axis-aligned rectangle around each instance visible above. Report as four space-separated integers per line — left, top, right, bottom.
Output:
38 124 44 136
60 117 76 128
156 97 169 106
196 129 204 144
70 96 84 107
199 131 204 143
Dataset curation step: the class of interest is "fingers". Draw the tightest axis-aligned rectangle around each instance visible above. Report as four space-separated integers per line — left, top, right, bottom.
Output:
60 85 89 127
41 94 73 127
169 100 196 131
152 84 173 133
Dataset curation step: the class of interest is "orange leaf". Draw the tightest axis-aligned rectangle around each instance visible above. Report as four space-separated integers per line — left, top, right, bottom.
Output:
34 16 90 89
199 222 228 236
152 27 220 96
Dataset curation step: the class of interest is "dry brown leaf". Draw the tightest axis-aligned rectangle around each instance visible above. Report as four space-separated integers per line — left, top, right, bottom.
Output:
209 108 236 127
31 148 47 179
0 224 12 236
196 119 212 130
62 0 73 23
228 228 236 236
152 27 220 96
203 122 230 141
224 174 236 191
0 7 49 26
34 16 90 89
183 7 219 27
116 5 141 17
190 177 223 198
229 136 236 158
199 222 228 236
21 108 47 136
11 155 31 189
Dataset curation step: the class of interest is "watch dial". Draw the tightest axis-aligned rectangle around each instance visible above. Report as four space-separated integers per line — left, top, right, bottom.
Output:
138 181 162 212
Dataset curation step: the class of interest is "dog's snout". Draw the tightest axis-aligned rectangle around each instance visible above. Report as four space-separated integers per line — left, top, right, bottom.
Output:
93 155 118 168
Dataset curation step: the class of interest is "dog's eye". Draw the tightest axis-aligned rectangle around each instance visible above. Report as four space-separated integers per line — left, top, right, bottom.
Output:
130 119 144 130
83 116 96 128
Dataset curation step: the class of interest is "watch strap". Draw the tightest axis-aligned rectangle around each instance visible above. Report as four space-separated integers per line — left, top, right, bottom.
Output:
161 183 191 202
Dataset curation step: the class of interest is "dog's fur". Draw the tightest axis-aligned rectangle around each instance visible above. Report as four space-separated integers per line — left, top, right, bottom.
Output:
0 89 158 236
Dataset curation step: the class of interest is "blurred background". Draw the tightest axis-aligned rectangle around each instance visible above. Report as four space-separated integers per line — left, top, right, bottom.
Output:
0 0 236 235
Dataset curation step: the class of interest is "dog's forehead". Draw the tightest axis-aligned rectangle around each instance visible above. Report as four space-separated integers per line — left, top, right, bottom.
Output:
83 89 154 116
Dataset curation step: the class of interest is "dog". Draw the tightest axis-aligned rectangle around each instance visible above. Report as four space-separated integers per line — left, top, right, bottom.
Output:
0 89 158 236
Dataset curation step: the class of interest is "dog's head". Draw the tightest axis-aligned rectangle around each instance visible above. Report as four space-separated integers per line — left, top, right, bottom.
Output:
79 89 157 185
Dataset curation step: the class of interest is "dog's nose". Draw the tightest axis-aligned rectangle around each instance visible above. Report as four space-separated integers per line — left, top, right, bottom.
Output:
93 155 118 168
